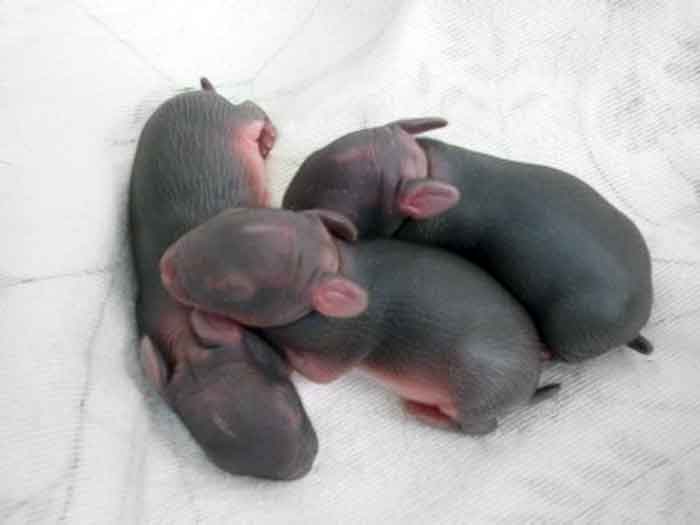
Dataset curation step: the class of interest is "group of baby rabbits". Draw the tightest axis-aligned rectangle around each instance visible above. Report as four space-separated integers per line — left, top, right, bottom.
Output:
130 78 653 480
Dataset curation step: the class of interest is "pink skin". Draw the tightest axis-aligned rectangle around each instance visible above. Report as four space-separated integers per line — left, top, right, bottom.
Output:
360 365 459 428
160 253 188 307
283 344 458 426
398 179 461 220
190 309 243 347
234 116 276 207
284 348 345 384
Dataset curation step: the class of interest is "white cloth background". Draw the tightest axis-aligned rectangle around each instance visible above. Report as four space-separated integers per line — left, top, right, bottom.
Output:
2 1 700 523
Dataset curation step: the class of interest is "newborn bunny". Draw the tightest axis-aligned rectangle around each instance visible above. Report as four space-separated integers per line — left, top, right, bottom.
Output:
283 117 461 236
129 78 317 480
161 208 558 435
282 122 654 362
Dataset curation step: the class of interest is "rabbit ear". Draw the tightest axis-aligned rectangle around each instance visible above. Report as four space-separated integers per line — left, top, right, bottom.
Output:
190 309 243 348
397 178 460 219
200 77 216 91
311 275 368 319
139 336 169 394
391 117 448 135
303 209 359 241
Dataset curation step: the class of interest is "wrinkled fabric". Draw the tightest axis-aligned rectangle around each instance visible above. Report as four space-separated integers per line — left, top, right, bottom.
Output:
1 1 699 523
